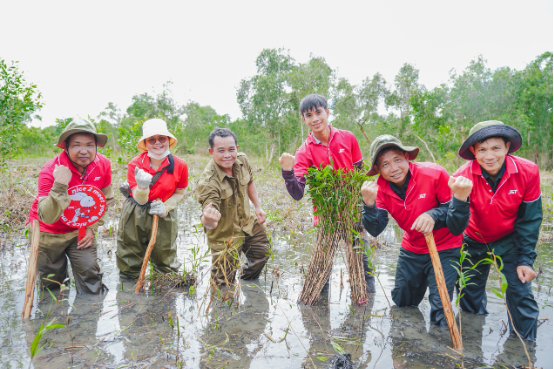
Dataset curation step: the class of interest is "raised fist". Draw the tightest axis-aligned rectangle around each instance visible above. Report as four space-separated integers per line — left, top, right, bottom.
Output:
448 176 473 202
361 181 379 207
53 164 72 185
279 153 295 171
202 203 221 229
134 167 153 189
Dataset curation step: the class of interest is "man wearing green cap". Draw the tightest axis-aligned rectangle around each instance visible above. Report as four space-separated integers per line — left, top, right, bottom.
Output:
361 134 473 326
26 119 113 294
453 120 542 341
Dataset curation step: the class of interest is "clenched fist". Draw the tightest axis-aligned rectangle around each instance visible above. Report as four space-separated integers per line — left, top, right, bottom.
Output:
279 153 295 171
361 181 379 207
448 176 473 202
53 164 72 185
202 203 221 229
134 167 153 189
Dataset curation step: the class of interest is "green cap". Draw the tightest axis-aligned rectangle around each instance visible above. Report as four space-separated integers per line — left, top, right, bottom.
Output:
56 119 108 149
367 134 419 176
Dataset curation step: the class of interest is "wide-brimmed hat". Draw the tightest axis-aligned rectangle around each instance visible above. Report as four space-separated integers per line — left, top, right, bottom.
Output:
458 120 522 160
56 119 108 148
136 118 178 153
367 134 419 176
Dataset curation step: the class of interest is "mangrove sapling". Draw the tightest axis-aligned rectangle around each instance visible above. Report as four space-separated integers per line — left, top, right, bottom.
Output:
299 164 368 306
451 244 481 366
28 319 65 368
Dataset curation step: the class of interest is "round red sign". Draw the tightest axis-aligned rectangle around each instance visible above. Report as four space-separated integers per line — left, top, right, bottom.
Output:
60 185 106 231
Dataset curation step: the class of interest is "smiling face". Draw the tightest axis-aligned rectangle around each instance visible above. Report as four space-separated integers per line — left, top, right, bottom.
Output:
145 135 170 156
376 148 410 187
209 135 238 172
301 106 330 135
66 133 97 168
470 137 510 178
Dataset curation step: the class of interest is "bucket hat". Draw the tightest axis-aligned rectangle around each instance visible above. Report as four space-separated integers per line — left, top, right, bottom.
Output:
367 134 419 176
56 119 108 148
458 120 522 160
136 118 178 153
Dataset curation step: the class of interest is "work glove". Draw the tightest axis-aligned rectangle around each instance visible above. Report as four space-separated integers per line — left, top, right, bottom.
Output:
149 200 167 217
135 167 153 189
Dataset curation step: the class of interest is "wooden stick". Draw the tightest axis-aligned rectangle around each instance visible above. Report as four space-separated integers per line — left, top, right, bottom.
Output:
22 220 40 318
424 233 463 350
135 214 159 293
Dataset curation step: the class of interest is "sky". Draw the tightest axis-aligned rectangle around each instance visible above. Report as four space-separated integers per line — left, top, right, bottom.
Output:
1 0 552 127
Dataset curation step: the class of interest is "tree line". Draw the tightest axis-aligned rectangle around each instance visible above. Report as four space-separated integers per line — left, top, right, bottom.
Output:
1 49 552 170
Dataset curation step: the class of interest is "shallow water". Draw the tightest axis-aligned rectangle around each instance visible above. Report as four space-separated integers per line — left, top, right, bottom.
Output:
0 194 552 369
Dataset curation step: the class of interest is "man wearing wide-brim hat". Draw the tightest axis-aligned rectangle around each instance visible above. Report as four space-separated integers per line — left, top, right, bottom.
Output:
116 118 188 279
26 119 114 294
453 120 542 341
361 134 473 326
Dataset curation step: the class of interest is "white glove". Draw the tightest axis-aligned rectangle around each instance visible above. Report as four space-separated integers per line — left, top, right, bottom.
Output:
135 167 153 189
149 200 167 217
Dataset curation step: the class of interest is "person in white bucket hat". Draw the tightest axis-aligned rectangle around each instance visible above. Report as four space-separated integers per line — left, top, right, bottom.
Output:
116 118 189 279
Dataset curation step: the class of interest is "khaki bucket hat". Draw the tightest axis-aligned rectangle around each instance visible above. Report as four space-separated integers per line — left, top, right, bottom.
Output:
458 120 522 160
367 134 419 176
56 119 108 148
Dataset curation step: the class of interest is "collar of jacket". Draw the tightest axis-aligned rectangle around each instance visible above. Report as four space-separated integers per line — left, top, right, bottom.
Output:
306 125 336 145
469 154 518 178
213 155 245 182
57 150 99 178
376 162 417 201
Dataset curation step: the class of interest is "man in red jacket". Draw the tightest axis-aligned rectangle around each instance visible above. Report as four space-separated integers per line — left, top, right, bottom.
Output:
26 120 113 294
453 120 542 341
279 94 374 293
361 134 472 326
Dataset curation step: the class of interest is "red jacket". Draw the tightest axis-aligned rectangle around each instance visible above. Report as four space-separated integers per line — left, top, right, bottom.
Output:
127 153 188 202
375 162 462 253
293 126 363 177
453 155 541 243
27 151 112 233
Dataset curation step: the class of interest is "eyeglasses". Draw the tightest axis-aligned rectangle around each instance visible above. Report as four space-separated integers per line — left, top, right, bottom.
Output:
146 136 169 145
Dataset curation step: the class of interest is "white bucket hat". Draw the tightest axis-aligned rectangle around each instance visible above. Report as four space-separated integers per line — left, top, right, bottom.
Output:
136 118 178 153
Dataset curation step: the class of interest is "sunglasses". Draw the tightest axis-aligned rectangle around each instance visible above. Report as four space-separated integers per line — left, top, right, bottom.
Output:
146 136 169 145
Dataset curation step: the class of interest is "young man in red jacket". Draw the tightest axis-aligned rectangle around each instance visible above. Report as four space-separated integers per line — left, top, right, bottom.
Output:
453 120 542 341
361 135 473 326
26 120 113 294
279 94 374 293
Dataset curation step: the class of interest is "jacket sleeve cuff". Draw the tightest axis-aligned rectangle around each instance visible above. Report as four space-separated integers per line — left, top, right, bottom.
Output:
362 203 378 214
452 196 470 209
281 169 296 179
518 256 535 269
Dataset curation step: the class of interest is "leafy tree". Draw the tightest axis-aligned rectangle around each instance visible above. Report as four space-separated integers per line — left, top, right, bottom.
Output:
0 60 42 162
386 63 423 139
237 48 297 161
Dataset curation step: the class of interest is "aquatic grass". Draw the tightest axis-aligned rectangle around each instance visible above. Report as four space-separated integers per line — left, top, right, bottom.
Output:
299 164 368 305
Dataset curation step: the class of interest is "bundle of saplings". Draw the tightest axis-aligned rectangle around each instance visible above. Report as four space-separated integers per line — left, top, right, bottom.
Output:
298 164 368 306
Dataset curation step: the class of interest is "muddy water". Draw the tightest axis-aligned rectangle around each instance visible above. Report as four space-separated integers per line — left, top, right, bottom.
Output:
0 196 552 368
